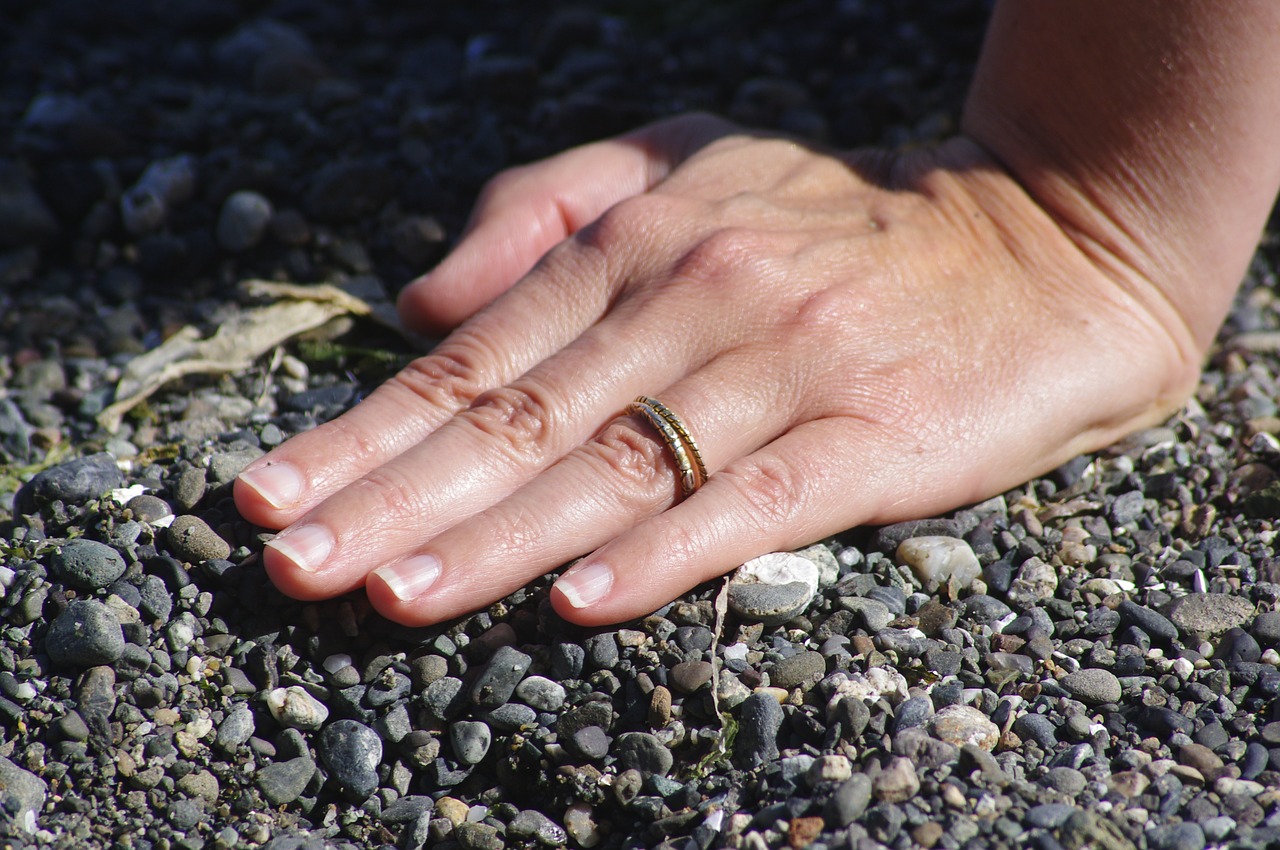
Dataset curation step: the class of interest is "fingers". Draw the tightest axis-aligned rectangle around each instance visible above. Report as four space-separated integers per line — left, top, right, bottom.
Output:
234 235 618 530
397 113 736 332
359 350 796 625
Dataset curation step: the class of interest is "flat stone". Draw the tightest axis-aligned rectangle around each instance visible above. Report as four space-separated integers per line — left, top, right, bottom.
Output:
728 552 819 625
257 756 315 806
614 731 673 776
0 756 47 833
838 597 893 633
896 536 981 592
1061 668 1123 705
1164 593 1254 639
469 645 531 708
450 721 492 765
1117 600 1179 643
768 651 825 691
513 675 565 711
16 452 122 512
826 774 872 826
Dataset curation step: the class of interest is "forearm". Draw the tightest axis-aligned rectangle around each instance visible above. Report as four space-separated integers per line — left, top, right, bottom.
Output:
962 1 1280 351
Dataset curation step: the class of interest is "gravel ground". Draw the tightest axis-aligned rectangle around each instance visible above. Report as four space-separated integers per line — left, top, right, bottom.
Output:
4 2 1280 849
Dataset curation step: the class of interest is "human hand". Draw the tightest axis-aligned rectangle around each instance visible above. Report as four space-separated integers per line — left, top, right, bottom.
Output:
234 113 1201 627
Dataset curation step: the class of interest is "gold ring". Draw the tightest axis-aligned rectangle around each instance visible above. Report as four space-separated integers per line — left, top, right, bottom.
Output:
626 395 707 499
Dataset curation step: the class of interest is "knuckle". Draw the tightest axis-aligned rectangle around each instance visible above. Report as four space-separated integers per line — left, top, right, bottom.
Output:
672 228 761 291
392 339 490 411
460 382 558 461
722 453 810 532
586 422 676 509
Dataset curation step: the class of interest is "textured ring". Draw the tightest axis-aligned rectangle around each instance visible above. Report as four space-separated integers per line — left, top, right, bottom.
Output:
626 395 707 499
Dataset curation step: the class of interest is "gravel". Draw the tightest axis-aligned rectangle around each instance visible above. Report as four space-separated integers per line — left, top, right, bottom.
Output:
4 1 1280 848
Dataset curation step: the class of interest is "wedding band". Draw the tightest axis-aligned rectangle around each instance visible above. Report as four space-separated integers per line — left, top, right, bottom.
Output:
626 395 707 499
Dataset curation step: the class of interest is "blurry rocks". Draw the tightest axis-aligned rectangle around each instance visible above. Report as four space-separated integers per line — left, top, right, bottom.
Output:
0 161 58 248
216 190 274 252
17 452 122 513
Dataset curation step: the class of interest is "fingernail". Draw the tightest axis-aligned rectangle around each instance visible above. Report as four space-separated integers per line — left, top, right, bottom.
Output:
265 525 334 573
238 462 304 509
556 560 614 608
374 555 442 602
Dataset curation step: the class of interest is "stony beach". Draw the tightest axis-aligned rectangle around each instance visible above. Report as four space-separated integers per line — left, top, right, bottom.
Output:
4 1 1280 848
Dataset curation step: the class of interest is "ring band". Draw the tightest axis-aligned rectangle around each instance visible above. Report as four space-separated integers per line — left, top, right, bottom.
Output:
626 395 708 499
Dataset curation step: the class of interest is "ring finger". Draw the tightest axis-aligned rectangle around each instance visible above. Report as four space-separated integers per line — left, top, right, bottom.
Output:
362 348 803 625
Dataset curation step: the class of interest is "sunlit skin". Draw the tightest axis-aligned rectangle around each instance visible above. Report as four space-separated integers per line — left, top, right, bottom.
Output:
235 3 1280 627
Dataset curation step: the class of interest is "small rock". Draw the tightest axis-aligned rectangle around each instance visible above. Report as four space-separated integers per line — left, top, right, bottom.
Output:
670 660 714 694
305 160 397 222
1061 668 1123 705
735 692 784 769
50 539 127 590
508 809 568 846
563 802 600 849
806 754 852 786
514 675 566 711
257 756 315 806
826 774 872 826
873 756 920 802
125 494 173 524
470 645 531 708
614 731 673 776
1164 593 1254 639
216 190 274 252
769 651 826 691
320 719 383 800
896 536 981 592
568 726 610 760
0 756 47 833
166 515 231 562
930 705 999 751
1146 822 1206 850
0 161 58 248
1005 556 1058 608
216 704 255 753
46 600 125 668
266 686 329 731
1117 600 1179 643
450 721 492 765
838 597 893 632
17 452 122 512
728 551 819 625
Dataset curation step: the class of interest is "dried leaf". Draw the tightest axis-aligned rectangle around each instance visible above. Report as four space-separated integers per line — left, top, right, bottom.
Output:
98 281 373 432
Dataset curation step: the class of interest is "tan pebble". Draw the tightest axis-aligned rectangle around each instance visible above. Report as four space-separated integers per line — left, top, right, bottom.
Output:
787 815 824 849
435 796 469 826
648 686 672 728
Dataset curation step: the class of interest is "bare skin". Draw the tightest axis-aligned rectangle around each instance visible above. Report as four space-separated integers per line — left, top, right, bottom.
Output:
235 2 1280 627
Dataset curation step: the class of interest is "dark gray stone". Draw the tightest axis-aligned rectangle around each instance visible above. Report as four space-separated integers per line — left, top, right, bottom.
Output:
768 650 825 691
449 721 491 765
257 757 315 806
320 719 382 801
17 452 122 512
46 600 125 668
469 645 531 708
727 581 814 626
735 692 784 769
50 539 126 590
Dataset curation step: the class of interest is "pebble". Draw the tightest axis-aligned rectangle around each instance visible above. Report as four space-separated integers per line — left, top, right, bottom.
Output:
509 809 568 846
166 515 232 562
1164 593 1255 638
1117 600 1179 643
614 732 673 776
569 726 610 760
563 802 601 849
734 692 784 769
470 645 531 707
1005 556 1059 607
896 536 981 592
1146 822 1206 850
320 719 383 800
257 757 315 806
930 704 999 751
216 190 274 252
125 494 173 524
50 538 127 590
669 660 714 694
46 600 125 667
304 161 398 222
266 686 329 731
1060 668 1123 704
16 452 122 512
873 756 920 802
215 703 255 753
768 650 825 691
450 721 492 765
0 756 46 833
826 774 872 826
1251 611 1280 645
0 161 58 248
806 754 852 786
728 551 819 625
838 597 893 632
514 675 566 711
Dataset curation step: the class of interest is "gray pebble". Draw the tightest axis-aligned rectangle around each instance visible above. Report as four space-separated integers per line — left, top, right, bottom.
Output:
216 190 274 252
1043 767 1087 795
450 721 492 765
481 702 537 732
1252 611 1280 646
569 725 610 760
508 809 568 846
1108 490 1147 526
838 596 893 632
669 660 714 694
125 494 173 524
514 675 566 711
320 719 382 800
1164 593 1255 639
423 677 467 721
171 467 207 511
826 774 872 826
1017 715 1058 751
257 756 315 806
727 581 814 626
1026 803 1078 829
551 643 585 679
1147 822 1206 850
1061 668 1122 704
46 600 125 668
892 695 934 733
964 594 1013 623
50 539 126 590
1117 600 1179 643
137 574 172 623
17 452 122 512
735 692 784 769
769 650 825 691
380 795 433 824
216 703 255 753
614 731 673 777
470 645 531 708
166 515 231 562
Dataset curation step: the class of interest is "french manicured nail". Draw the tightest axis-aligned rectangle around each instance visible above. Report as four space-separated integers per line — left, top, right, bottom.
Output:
238 462 304 509
556 560 613 608
374 555 442 602
265 525 333 573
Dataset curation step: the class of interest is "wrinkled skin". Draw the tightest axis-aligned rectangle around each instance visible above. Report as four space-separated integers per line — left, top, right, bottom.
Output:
234 112 1197 627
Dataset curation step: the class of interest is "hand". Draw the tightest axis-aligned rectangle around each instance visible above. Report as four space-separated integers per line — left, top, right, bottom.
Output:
233 113 1199 627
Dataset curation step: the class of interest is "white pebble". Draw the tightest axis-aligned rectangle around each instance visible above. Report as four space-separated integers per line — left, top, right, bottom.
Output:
563 803 601 848
733 552 819 595
266 686 329 731
896 536 981 592
322 653 354 674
